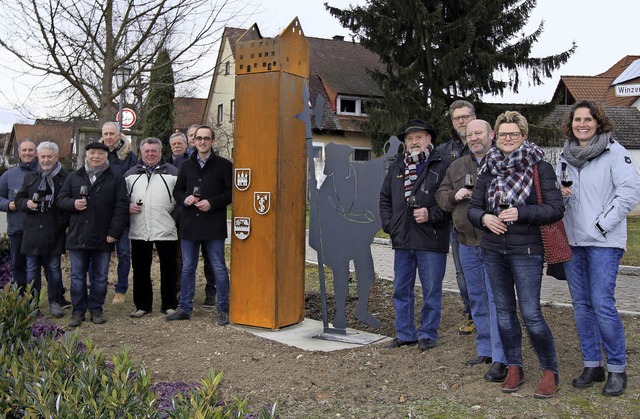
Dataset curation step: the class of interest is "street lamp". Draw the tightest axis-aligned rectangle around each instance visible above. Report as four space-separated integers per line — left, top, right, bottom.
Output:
113 65 132 131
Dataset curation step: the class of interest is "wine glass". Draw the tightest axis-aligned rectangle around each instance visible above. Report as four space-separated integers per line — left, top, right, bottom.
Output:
561 171 573 187
79 185 88 199
136 198 143 205
192 186 201 198
450 151 459 161
407 195 419 208
31 192 41 204
464 174 474 190
497 192 510 212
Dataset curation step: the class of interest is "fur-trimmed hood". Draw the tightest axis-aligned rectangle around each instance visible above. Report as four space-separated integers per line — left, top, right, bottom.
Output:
100 136 133 161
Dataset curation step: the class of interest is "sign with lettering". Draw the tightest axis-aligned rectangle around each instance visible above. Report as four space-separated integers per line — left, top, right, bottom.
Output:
615 84 640 97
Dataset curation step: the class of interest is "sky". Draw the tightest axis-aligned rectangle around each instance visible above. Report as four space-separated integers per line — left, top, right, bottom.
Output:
1 0 638 132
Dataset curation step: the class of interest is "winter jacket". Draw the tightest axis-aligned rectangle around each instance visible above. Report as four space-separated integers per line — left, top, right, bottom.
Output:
15 168 69 255
467 160 564 255
167 153 189 170
173 152 232 241
557 138 640 251
57 167 129 252
100 137 137 176
435 129 470 163
379 149 450 252
0 160 39 235
125 160 179 242
435 154 484 246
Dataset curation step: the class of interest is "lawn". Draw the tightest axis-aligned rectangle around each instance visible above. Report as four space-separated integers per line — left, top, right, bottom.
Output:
622 216 640 266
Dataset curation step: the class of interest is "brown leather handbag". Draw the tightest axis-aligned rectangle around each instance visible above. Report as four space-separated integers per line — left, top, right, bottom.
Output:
533 165 572 265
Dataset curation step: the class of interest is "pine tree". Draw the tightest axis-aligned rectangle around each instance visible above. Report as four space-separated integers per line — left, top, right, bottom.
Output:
326 0 576 152
142 48 175 156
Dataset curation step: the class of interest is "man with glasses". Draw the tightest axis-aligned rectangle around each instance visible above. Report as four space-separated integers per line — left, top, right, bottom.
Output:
167 126 232 325
436 100 477 336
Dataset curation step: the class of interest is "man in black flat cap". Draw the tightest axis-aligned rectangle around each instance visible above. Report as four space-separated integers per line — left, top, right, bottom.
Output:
380 118 450 352
57 142 129 327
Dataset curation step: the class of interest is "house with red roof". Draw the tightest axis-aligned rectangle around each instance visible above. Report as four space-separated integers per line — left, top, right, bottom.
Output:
203 26 383 160
544 55 640 151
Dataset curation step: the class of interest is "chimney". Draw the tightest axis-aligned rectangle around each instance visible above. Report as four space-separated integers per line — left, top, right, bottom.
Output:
332 35 345 41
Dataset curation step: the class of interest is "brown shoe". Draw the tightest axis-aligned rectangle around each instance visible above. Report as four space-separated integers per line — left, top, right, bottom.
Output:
534 369 559 398
112 293 126 305
501 366 524 393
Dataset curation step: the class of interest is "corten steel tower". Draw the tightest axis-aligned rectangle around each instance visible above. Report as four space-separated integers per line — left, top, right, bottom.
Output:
230 19 308 329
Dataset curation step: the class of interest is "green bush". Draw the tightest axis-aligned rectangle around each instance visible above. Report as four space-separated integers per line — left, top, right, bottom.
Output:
0 286 276 418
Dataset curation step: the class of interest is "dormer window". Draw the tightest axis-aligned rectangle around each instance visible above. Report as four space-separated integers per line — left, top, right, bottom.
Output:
337 96 370 116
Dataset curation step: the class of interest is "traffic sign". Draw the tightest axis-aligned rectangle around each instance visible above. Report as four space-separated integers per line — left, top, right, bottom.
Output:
116 108 137 128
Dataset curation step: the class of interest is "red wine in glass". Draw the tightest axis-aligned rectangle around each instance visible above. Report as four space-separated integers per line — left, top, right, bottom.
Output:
497 193 510 210
193 186 201 198
561 171 573 187
136 198 143 205
31 192 41 205
464 174 474 190
407 195 419 208
79 185 88 199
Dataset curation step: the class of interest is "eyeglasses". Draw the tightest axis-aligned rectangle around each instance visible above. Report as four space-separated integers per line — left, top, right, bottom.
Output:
497 132 522 140
195 136 212 142
451 114 472 122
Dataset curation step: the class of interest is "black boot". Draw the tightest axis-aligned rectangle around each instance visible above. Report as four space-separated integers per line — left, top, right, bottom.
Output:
572 367 606 388
602 372 627 396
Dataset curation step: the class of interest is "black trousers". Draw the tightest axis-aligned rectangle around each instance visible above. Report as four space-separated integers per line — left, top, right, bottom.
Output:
131 239 178 312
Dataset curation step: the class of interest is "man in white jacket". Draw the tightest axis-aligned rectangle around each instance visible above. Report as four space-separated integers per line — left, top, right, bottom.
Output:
125 137 179 318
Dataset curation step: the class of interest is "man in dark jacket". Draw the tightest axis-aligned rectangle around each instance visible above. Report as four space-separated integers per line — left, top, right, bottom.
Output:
58 142 129 326
99 121 137 305
15 141 68 318
436 100 477 336
166 132 190 170
380 118 450 351
166 126 232 325
0 140 38 289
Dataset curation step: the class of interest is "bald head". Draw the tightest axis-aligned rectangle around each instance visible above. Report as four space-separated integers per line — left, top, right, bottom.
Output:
465 119 493 158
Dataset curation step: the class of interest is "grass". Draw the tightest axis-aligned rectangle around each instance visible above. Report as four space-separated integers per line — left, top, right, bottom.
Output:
622 216 640 266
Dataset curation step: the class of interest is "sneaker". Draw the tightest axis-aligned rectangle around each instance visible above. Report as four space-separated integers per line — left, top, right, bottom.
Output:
59 297 72 310
160 308 176 315
458 319 476 335
112 293 126 305
217 311 230 326
69 313 85 327
166 308 190 321
203 296 216 309
130 309 149 318
49 302 64 318
90 311 107 324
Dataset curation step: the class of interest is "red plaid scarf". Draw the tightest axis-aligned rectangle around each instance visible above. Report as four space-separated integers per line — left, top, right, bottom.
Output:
482 141 544 214
403 145 433 201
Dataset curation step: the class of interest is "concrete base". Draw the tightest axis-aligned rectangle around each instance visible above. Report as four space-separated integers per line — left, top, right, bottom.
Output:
232 318 390 352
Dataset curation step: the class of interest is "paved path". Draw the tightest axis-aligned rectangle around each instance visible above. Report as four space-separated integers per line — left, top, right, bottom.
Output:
305 236 640 315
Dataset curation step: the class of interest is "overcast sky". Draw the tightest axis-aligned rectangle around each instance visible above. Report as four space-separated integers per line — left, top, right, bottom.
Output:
1 0 638 132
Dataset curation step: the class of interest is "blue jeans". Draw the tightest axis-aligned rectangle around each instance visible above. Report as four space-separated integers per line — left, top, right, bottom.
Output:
26 254 63 305
392 249 446 342
87 227 131 294
450 229 470 315
483 250 557 372
179 239 229 315
69 250 111 315
459 244 505 364
565 246 626 372
9 233 27 289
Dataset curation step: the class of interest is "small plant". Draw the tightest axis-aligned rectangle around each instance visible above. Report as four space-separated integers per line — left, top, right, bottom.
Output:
0 234 12 289
0 286 277 418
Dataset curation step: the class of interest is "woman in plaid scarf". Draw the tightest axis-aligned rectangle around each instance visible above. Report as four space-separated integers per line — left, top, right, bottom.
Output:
468 111 565 398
